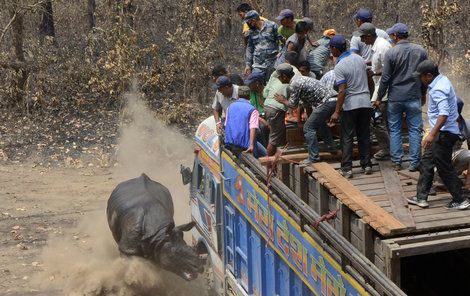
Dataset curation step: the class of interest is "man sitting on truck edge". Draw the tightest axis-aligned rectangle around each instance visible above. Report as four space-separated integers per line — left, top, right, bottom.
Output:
407 60 470 210
224 85 266 158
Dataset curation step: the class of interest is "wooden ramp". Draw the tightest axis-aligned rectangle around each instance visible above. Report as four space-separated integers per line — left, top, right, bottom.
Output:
311 162 410 236
298 158 470 237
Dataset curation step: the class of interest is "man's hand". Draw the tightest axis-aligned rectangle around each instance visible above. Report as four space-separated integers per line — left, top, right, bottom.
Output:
244 66 252 77
244 145 254 154
328 111 340 127
372 100 381 108
274 93 286 103
216 122 222 135
422 133 435 150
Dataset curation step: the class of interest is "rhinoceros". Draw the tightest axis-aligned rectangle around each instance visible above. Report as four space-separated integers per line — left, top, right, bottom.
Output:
107 173 203 281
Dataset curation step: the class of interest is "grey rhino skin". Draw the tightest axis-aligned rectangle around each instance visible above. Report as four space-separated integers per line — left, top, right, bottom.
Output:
107 173 202 281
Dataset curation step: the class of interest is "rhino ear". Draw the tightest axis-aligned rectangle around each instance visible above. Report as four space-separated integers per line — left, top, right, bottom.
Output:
175 221 196 232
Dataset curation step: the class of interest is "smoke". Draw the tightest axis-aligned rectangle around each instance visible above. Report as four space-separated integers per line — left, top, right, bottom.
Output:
34 88 206 295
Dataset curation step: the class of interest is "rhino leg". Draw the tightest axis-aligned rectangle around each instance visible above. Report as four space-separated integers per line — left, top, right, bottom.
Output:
117 209 144 257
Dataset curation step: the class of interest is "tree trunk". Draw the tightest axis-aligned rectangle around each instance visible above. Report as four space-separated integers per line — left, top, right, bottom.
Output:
10 8 29 105
87 0 96 31
39 0 55 44
302 0 309 17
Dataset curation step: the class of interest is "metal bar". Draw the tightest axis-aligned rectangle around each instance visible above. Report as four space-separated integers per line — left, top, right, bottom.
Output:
239 152 406 296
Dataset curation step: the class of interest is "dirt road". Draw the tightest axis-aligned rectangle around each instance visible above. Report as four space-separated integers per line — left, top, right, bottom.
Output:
0 94 207 295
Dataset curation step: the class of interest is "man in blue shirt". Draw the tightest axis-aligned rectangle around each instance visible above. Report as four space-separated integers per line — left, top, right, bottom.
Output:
375 23 427 172
407 60 469 210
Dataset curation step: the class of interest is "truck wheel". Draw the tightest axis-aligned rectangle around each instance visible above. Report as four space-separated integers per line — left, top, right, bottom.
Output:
203 255 217 296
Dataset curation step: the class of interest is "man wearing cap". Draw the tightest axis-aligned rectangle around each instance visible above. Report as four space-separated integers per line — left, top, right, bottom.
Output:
350 8 389 63
376 22 428 171
328 35 374 178
263 63 295 156
236 3 268 47
357 22 392 160
307 28 336 79
276 9 297 40
245 10 281 80
407 60 469 210
245 72 269 147
274 74 338 164
224 85 266 157
212 76 239 134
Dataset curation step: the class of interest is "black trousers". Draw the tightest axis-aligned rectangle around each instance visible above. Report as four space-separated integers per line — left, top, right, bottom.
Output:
416 131 463 202
340 108 372 171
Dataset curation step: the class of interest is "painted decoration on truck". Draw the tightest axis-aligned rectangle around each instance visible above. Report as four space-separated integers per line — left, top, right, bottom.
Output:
195 116 220 161
221 152 367 296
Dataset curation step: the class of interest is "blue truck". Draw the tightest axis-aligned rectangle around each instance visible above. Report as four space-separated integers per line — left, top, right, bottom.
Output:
183 116 406 296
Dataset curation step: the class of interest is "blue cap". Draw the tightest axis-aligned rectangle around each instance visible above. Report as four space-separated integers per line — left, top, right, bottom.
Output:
215 76 232 88
386 23 408 35
276 9 294 21
353 8 373 22
328 35 347 51
244 10 260 21
244 72 265 85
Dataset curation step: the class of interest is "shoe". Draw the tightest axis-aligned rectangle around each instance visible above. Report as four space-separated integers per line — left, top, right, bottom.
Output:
339 169 353 179
393 163 402 171
408 164 419 172
362 166 373 175
407 196 429 208
299 159 318 166
429 186 437 196
445 199 470 210
373 149 390 160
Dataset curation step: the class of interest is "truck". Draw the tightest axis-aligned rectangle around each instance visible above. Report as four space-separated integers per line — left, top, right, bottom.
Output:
183 116 470 296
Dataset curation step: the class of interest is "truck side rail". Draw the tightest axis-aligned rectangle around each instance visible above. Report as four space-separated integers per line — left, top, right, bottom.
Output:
238 151 406 296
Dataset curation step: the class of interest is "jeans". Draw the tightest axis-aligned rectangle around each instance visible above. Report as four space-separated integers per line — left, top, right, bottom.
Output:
371 101 390 150
387 100 423 167
303 100 336 162
416 132 463 202
341 108 372 171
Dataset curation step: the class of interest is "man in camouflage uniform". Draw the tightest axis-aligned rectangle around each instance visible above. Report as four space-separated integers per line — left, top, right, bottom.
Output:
244 10 281 80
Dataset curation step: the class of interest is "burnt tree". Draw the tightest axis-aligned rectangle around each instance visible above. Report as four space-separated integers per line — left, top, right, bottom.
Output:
38 0 55 44
10 7 29 105
88 0 96 31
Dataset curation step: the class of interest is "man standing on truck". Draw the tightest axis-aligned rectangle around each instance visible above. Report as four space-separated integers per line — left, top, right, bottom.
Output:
356 22 392 161
212 76 239 134
273 75 338 165
407 60 470 210
328 35 374 178
263 63 295 156
244 10 281 80
375 23 427 172
224 85 266 157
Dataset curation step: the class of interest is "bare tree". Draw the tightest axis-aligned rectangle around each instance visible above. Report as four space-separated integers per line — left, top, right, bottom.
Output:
88 0 96 31
38 0 55 44
9 4 29 104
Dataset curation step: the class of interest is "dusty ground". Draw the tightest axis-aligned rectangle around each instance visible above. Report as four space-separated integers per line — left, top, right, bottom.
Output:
0 93 207 295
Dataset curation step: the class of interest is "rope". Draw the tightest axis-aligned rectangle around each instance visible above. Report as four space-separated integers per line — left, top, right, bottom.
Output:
313 209 339 230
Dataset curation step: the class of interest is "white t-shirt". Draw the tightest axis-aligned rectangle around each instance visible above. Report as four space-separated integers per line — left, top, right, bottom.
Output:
212 84 239 117
371 37 392 101
350 28 390 62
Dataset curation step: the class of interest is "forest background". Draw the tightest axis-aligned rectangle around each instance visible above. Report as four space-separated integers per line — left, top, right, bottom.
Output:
0 0 469 166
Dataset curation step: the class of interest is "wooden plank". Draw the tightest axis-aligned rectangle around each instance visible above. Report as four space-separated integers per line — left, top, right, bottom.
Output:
389 235 470 258
349 176 384 185
355 183 385 191
379 161 416 228
299 167 309 204
397 170 420 181
280 163 290 186
319 184 330 215
312 162 407 236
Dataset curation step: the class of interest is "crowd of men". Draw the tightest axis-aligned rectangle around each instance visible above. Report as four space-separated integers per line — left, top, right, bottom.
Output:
211 4 470 210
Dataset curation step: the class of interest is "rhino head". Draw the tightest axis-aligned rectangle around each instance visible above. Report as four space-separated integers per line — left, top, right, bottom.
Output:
155 221 203 281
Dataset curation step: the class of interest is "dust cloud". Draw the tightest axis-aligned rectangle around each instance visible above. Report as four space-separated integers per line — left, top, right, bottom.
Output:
34 89 206 295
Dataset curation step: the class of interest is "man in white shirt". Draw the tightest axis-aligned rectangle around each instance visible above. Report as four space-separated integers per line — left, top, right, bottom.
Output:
356 22 392 160
212 76 239 134
350 8 390 64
